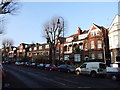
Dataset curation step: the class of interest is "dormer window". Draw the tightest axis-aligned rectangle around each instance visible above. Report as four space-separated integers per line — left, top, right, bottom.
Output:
39 46 42 50
90 30 99 37
29 48 32 51
34 47 37 50
25 45 28 48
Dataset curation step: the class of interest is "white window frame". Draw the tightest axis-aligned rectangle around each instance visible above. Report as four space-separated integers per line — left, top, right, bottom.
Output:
39 46 42 50
98 40 102 48
74 54 81 62
91 53 95 59
34 47 37 50
45 45 49 49
64 55 69 60
29 48 32 51
25 45 28 48
98 53 102 59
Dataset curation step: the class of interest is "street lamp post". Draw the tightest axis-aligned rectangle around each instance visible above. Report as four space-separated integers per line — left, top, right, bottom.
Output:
57 17 64 62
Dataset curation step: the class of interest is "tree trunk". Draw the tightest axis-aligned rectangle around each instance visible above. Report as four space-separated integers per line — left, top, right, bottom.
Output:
49 45 52 64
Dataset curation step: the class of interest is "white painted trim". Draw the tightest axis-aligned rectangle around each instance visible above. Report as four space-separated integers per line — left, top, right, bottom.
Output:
87 24 101 36
64 43 72 46
73 41 83 44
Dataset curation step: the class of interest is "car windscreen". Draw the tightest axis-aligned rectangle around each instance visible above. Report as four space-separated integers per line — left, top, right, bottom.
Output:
99 63 106 69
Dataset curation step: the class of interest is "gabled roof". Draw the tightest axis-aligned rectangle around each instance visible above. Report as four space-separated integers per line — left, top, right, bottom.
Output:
87 23 107 36
109 14 120 31
82 30 89 34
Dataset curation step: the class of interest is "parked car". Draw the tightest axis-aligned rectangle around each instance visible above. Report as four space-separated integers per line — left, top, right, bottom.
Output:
0 63 10 88
15 62 20 66
45 64 58 71
30 62 37 68
25 62 31 67
19 62 25 66
75 62 106 78
37 64 46 69
106 64 120 80
57 64 75 73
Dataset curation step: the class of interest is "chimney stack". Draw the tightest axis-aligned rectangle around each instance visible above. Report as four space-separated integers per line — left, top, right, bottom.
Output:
78 27 82 35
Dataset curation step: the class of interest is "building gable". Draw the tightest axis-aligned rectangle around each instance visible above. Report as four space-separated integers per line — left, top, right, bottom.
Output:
87 24 101 37
109 14 120 33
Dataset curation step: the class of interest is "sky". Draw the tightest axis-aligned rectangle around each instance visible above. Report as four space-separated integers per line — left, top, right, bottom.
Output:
1 2 118 47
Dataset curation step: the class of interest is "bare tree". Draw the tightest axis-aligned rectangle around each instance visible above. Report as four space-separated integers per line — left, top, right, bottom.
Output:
2 38 14 61
0 0 20 35
0 16 5 34
43 17 65 64
2 38 14 48
0 0 19 15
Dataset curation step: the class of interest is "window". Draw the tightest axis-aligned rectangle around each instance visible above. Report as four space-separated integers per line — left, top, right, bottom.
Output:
98 53 102 59
29 48 32 51
74 54 80 62
91 53 95 59
34 47 37 50
98 40 102 48
64 55 69 60
25 45 28 48
13 48 16 50
45 45 49 49
91 41 94 49
91 30 99 37
79 45 83 50
80 64 86 68
69 46 72 52
39 46 42 50
56 48 59 53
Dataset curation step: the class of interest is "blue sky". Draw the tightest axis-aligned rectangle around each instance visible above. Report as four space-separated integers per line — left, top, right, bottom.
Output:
2 2 118 46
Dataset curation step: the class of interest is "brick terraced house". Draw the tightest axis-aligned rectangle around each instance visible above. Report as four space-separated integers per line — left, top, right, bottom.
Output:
27 43 49 63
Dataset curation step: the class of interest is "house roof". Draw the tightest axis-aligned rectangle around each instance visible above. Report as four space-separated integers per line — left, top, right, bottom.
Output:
67 34 78 38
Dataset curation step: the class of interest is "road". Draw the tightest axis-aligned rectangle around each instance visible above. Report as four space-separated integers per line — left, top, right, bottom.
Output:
2 64 120 88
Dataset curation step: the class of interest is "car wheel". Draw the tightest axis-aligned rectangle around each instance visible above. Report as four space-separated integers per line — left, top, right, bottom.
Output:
67 70 71 73
76 71 80 75
90 71 96 78
111 75 117 81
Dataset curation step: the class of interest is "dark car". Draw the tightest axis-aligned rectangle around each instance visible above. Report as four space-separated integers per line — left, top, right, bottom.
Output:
25 62 31 67
45 64 58 71
37 64 46 69
57 64 75 73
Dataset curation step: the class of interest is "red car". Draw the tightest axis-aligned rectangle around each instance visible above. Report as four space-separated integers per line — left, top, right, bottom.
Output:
30 63 37 68
19 62 25 66
45 64 58 71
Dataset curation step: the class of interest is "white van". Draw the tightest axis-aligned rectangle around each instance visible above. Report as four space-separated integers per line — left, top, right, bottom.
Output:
75 62 106 77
